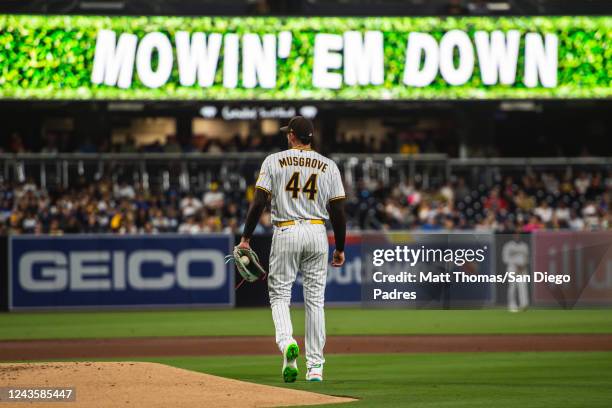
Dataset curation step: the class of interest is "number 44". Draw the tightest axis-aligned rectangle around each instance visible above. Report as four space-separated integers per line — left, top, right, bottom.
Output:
285 172 318 200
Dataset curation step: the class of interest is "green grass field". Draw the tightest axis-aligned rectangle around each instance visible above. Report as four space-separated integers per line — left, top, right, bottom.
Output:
1 308 611 340
2 308 611 407
122 352 612 407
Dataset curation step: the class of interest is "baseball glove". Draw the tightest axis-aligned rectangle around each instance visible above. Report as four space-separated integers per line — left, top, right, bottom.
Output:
225 246 267 288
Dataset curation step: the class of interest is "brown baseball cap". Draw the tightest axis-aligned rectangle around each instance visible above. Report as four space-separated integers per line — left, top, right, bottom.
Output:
280 116 314 143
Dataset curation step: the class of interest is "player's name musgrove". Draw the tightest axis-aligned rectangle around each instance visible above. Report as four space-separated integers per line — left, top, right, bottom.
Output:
278 156 329 172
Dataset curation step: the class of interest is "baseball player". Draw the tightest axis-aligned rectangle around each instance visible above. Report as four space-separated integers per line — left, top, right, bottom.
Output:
238 116 346 383
503 233 530 312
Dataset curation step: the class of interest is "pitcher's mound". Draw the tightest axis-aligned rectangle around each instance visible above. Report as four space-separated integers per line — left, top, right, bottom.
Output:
0 362 355 407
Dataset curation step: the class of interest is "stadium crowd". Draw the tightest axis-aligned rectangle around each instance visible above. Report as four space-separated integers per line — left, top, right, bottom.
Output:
1 169 610 235
356 171 611 232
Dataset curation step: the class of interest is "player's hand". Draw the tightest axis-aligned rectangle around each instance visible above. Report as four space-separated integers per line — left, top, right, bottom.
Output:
331 250 345 267
238 237 251 250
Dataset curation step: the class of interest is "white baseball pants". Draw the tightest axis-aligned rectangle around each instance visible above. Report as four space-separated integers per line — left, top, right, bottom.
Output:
268 221 328 368
508 279 529 311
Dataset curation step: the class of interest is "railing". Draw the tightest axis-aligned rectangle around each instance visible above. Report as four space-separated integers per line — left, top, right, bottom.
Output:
1 153 611 192
448 157 612 188
0 152 268 192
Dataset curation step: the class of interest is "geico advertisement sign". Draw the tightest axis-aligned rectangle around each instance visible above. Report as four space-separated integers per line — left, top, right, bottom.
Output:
10 235 233 309
18 250 225 292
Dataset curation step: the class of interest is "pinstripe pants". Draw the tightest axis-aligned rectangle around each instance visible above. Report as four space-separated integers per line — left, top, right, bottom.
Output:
268 222 328 368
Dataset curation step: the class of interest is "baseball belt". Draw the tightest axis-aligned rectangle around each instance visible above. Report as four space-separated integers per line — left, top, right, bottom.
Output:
274 219 324 227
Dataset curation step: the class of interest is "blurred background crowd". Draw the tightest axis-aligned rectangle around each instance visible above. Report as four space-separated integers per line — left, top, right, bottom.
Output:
2 168 610 236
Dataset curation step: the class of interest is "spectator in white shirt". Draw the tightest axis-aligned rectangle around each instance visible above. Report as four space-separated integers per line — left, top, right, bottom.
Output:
534 201 553 224
115 181 136 199
575 172 590 195
178 216 201 234
180 193 202 218
569 209 585 230
554 201 571 222
202 182 225 210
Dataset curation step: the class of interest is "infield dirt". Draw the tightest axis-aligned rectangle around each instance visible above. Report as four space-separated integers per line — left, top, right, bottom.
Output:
0 362 356 407
2 334 611 361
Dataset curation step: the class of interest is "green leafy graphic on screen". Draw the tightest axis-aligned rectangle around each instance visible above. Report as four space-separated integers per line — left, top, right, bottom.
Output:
0 15 610 100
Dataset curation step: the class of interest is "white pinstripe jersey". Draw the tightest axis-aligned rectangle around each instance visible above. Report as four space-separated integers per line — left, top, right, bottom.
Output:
255 148 345 223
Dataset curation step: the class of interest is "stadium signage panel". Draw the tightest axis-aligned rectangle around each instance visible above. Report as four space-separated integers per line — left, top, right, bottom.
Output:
292 235 362 304
9 235 234 309
532 231 612 307
0 15 609 100
199 105 318 120
91 29 556 90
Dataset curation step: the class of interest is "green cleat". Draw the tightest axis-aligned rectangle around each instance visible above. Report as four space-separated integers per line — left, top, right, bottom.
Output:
282 342 299 383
